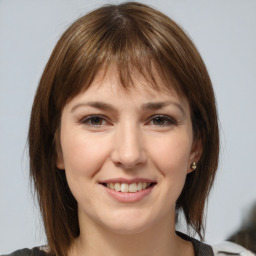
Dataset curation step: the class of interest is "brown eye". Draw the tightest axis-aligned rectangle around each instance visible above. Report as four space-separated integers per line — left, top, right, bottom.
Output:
90 116 103 125
81 115 107 127
152 116 166 126
149 115 177 127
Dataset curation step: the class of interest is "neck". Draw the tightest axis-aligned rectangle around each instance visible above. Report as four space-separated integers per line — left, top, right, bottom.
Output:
69 210 193 256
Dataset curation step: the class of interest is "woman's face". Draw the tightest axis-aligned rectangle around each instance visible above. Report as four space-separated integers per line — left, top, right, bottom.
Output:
57 66 200 234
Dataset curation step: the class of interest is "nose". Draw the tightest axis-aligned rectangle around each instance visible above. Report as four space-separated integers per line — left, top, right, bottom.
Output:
111 123 147 170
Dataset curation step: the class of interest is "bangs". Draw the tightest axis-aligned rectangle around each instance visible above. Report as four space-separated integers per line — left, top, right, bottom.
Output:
52 4 183 111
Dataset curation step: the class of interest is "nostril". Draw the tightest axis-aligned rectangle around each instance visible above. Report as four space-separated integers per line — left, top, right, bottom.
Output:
110 137 147 170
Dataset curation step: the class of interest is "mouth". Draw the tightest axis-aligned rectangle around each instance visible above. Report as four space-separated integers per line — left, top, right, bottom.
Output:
100 182 156 193
99 179 157 203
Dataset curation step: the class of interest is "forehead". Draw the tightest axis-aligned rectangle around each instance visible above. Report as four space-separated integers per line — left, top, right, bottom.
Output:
65 64 190 112
83 63 183 97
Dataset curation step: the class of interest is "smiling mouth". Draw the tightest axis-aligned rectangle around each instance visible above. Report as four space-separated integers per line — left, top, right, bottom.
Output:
101 182 156 193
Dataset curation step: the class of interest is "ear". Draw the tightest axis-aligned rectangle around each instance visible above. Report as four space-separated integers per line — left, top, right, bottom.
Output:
56 154 65 170
187 138 202 174
55 128 65 170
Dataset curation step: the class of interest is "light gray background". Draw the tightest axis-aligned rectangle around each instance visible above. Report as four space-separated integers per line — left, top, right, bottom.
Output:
1 0 256 254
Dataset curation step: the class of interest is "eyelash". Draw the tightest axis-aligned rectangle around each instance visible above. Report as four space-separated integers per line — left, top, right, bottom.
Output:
80 114 177 128
80 115 108 127
147 115 178 127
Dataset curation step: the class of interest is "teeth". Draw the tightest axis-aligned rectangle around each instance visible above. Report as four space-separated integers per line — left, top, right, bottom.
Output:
137 182 142 191
110 183 115 189
106 182 152 193
114 183 121 191
128 183 137 192
121 183 129 192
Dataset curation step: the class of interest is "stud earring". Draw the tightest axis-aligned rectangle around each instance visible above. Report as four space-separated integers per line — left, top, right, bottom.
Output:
190 162 197 170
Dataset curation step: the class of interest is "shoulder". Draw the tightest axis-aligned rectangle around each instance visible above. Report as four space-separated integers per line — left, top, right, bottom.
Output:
1 246 48 256
212 241 255 256
176 231 214 255
176 231 255 256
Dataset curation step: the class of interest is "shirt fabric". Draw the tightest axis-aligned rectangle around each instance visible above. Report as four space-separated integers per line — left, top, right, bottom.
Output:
2 232 254 256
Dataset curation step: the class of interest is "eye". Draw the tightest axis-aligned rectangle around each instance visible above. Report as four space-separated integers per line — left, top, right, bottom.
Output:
148 115 177 127
81 115 108 127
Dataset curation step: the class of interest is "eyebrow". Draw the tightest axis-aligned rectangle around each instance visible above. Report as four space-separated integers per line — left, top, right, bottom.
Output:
71 102 115 112
142 101 184 114
71 101 185 115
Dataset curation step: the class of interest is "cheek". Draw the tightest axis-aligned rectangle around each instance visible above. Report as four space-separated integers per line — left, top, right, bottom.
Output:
148 135 193 208
60 130 112 207
60 129 111 178
148 134 192 176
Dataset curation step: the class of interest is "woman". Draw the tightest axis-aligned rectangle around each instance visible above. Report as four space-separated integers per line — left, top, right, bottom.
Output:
3 2 252 256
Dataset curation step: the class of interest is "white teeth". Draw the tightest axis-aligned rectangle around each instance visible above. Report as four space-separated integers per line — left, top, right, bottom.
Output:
105 182 153 192
121 183 129 192
137 182 142 191
128 183 137 193
114 183 121 191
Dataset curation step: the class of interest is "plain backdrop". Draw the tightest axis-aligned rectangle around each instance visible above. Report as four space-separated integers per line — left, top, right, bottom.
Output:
0 0 256 254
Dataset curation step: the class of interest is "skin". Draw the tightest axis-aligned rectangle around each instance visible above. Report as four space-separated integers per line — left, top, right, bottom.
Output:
57 65 201 256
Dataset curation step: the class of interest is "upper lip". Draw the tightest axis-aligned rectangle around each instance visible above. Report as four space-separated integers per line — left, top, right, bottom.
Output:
99 178 157 185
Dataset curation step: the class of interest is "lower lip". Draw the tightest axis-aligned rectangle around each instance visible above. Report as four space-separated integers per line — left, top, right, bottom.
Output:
101 185 155 203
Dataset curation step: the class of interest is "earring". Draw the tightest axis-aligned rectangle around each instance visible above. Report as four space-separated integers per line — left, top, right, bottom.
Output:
190 162 197 170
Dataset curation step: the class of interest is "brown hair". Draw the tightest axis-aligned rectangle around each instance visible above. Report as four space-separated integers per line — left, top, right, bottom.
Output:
28 2 219 255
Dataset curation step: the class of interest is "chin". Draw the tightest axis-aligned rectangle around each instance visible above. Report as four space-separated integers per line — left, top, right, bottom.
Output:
105 221 150 235
98 210 156 235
